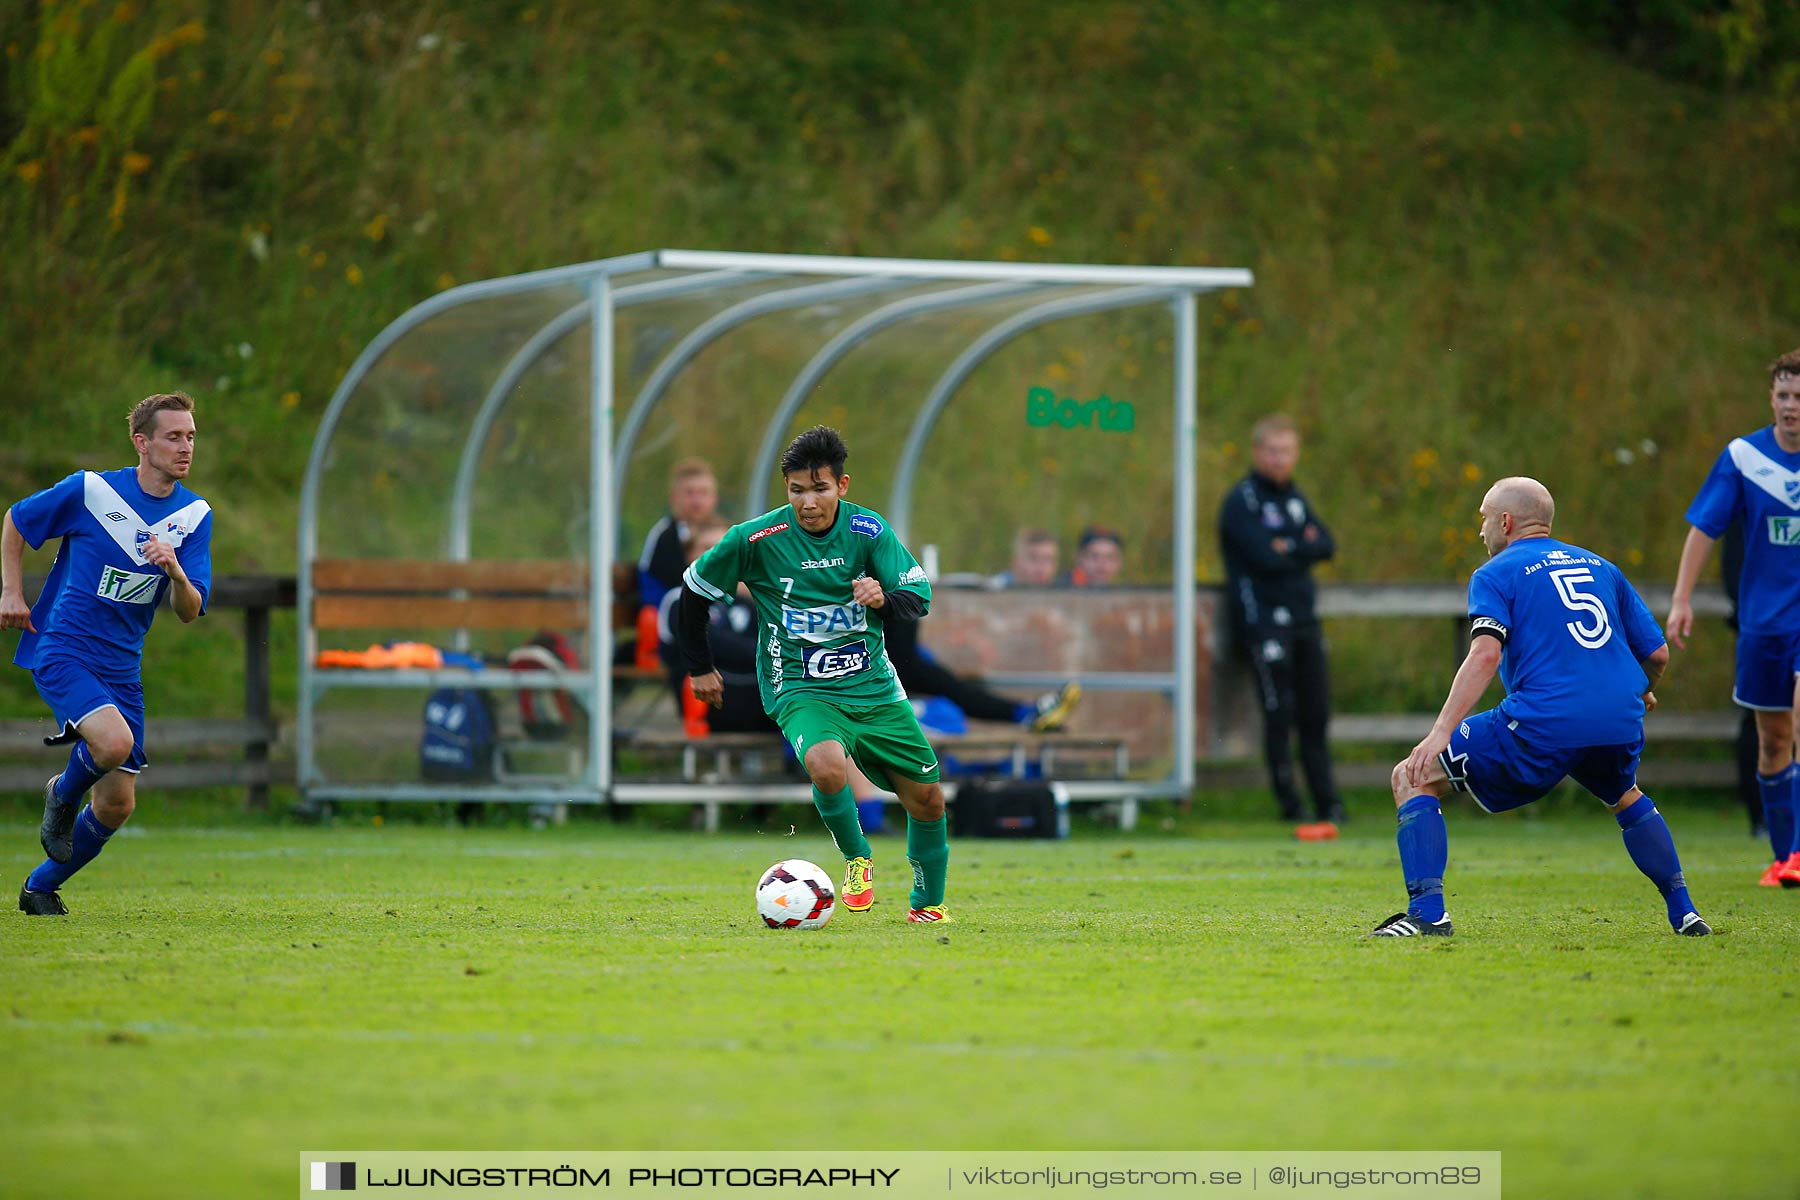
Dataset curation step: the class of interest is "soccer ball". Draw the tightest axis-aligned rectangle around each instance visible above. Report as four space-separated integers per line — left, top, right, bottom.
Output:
755 859 837 930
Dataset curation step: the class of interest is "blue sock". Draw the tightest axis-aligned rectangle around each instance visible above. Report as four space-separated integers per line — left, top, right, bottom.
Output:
1616 797 1694 929
1791 765 1800 859
56 741 108 805
26 805 117 893
1760 765 1799 861
1012 702 1035 725
1395 795 1448 923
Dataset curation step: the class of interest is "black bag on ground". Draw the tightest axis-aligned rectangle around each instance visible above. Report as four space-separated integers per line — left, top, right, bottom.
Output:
950 777 1068 839
420 688 499 782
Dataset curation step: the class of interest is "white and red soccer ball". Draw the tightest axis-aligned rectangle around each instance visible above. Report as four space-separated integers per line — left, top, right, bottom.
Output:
755 859 836 930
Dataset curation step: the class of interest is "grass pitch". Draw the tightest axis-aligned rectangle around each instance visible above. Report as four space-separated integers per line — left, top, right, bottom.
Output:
1 799 1792 1199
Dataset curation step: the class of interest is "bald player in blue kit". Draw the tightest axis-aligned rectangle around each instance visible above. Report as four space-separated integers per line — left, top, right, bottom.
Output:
1371 476 1709 938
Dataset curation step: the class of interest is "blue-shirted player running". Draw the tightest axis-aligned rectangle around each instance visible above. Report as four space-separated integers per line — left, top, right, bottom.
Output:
1372 476 1709 937
1667 347 1800 888
2 393 212 916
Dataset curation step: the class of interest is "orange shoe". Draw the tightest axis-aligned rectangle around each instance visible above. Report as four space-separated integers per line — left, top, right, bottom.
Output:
1779 851 1800 889
1759 859 1787 887
1294 821 1339 841
842 857 874 911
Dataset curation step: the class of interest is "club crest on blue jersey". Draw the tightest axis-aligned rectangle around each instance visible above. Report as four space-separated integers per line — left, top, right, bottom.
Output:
849 514 883 538
133 529 152 558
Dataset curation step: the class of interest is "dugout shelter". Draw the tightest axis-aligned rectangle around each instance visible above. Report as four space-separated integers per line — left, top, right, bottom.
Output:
297 250 1253 815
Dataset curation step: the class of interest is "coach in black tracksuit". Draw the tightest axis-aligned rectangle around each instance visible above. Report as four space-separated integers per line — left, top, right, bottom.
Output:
1219 415 1345 824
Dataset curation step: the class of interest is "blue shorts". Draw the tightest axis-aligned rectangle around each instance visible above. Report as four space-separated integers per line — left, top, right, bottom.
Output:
1734 629 1800 711
1437 707 1640 813
31 653 147 774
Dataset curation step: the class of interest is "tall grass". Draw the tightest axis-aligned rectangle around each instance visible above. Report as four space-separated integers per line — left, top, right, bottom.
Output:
1 0 1794 720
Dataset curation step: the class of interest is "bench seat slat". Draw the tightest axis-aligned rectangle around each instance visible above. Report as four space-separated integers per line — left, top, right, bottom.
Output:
312 558 586 593
313 595 589 630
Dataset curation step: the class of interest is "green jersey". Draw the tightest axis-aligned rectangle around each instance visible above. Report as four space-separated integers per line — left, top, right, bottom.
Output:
681 500 932 716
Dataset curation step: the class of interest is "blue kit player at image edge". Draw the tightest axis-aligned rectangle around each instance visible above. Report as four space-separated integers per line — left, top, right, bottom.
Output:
1683 427 1800 709
1372 477 1709 939
4 394 211 917
1667 351 1800 885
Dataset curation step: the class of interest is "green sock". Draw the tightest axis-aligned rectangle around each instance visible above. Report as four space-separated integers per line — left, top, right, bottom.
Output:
906 815 949 908
812 784 871 861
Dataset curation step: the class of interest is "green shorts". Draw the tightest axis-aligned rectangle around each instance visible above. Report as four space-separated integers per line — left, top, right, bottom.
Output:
776 697 941 792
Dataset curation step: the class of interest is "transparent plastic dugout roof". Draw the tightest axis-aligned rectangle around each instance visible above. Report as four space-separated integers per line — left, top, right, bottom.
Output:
297 250 1254 806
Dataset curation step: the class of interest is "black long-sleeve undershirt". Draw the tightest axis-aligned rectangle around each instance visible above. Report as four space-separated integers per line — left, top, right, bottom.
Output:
673 582 922 676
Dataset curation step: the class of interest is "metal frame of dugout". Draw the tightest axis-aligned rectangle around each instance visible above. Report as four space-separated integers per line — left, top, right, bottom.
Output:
296 250 1254 810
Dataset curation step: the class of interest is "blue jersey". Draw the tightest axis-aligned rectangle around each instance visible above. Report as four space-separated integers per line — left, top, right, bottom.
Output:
1466 537 1665 750
10 468 213 679
1684 426 1800 636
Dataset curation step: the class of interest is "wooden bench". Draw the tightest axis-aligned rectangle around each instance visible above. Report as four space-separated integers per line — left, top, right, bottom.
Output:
311 558 592 633
0 717 292 792
613 727 1139 830
1308 711 1743 789
304 558 607 805
620 728 1131 783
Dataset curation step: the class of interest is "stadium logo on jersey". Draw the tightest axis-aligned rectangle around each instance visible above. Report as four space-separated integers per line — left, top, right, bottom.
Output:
1769 516 1800 546
799 557 846 570
804 642 870 680
95 565 161 605
748 522 789 544
849 514 883 538
781 602 867 643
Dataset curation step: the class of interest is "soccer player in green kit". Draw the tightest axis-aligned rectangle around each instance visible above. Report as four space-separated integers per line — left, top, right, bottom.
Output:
673 426 951 922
